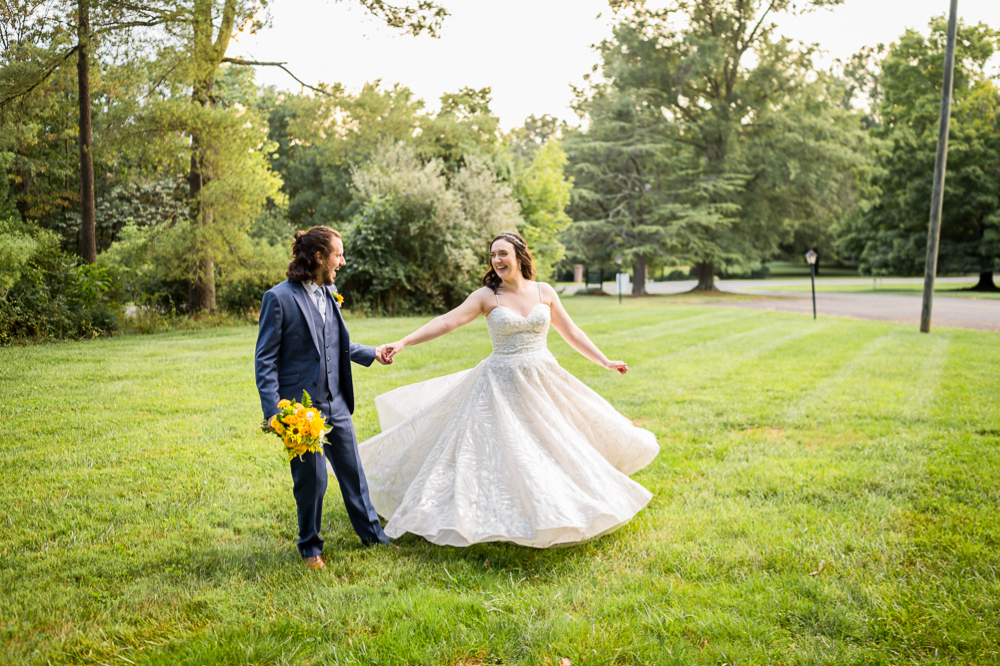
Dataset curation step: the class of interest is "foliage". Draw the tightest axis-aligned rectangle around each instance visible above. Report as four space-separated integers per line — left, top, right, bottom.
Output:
512 140 573 280
341 143 522 315
2 301 999 663
837 18 1000 279
263 83 513 234
572 0 870 289
0 217 119 343
564 88 677 293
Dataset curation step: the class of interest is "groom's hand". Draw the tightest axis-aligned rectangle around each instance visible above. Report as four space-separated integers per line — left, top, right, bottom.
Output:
375 345 393 366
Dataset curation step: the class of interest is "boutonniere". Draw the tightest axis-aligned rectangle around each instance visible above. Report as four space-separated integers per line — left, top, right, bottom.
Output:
331 286 344 308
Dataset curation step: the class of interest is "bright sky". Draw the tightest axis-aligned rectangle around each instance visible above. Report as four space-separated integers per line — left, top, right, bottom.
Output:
229 0 1000 131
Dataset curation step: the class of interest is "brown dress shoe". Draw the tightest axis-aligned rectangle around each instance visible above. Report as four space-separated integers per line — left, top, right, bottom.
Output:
303 555 325 570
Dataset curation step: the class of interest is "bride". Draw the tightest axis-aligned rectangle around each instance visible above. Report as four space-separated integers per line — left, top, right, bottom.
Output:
360 232 659 548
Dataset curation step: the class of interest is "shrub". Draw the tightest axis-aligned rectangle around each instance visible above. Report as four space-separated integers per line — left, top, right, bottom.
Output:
0 219 121 343
341 144 522 315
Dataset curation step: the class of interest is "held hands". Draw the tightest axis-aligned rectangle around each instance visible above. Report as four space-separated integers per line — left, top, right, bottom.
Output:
381 341 405 363
375 345 394 366
605 360 628 375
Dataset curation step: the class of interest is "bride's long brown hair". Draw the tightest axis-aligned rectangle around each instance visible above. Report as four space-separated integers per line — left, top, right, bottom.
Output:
482 232 536 293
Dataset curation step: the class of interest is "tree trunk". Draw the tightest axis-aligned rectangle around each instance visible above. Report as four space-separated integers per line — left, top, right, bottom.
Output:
76 0 96 264
969 271 999 292
693 261 715 291
185 0 237 313
187 115 216 312
631 253 647 295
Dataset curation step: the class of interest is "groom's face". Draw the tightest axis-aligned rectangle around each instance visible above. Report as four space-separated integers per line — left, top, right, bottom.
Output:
316 238 346 286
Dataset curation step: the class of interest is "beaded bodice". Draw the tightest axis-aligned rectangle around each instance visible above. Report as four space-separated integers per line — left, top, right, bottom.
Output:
486 304 551 356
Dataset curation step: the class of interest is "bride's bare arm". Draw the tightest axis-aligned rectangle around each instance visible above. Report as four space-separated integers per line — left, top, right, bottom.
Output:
545 284 628 374
382 288 492 359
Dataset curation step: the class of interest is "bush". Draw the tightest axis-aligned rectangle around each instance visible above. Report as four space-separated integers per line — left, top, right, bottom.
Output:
342 144 523 315
0 219 122 343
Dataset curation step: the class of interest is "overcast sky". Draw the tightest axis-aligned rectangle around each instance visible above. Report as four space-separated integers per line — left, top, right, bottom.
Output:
229 0 1000 130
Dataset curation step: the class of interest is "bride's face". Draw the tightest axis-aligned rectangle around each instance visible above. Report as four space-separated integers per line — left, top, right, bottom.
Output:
490 239 518 280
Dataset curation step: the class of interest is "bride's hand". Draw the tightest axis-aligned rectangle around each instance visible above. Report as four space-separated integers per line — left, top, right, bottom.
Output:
605 360 628 375
382 341 405 362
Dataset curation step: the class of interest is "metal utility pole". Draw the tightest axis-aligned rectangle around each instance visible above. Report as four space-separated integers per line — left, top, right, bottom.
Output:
920 0 959 333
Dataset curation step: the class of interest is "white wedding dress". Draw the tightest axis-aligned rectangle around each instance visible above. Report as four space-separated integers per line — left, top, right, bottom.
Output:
358 288 659 547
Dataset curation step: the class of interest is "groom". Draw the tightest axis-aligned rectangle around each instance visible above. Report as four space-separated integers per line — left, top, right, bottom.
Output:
255 225 391 569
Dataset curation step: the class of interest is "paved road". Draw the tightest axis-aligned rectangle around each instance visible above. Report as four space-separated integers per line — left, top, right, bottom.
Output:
706 291 1000 332
563 277 1000 332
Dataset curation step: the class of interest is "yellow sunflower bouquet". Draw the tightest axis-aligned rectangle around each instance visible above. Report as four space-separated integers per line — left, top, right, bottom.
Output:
261 391 331 461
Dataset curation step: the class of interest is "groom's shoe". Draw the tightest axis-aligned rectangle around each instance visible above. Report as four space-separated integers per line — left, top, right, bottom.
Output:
303 555 325 570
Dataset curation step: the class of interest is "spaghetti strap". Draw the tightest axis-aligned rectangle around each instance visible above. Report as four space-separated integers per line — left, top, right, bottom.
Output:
537 282 543 304
494 291 501 307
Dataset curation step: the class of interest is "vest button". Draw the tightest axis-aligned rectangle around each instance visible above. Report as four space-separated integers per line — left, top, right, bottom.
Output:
312 382 317 387
315 357 319 362
327 357 331 361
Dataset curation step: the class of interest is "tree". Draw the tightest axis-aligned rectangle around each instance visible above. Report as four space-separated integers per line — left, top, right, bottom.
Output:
341 142 521 314
579 0 868 290
1 0 181 263
512 140 573 281
837 18 1000 290
565 88 672 294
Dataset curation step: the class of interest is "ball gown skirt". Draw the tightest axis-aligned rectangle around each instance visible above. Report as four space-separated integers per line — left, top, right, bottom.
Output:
357 303 659 547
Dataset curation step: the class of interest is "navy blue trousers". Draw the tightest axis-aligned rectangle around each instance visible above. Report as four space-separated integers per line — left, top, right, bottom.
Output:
289 398 388 555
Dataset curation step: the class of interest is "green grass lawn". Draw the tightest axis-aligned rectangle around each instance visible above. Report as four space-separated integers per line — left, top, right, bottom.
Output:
2 299 998 665
745 281 1000 300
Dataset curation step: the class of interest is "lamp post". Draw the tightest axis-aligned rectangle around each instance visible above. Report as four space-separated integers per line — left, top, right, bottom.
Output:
805 250 818 320
615 255 623 304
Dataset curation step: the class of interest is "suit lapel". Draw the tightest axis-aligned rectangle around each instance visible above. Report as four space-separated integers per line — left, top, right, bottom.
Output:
327 285 350 352
290 281 322 354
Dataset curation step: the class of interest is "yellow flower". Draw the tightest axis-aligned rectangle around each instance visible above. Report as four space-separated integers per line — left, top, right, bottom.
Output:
277 399 291 409
269 415 284 434
334 293 344 306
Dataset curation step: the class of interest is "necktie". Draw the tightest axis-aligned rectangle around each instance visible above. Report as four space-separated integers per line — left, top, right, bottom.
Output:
313 288 326 323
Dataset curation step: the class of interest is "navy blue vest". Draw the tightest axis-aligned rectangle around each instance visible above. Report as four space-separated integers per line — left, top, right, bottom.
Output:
307 289 340 406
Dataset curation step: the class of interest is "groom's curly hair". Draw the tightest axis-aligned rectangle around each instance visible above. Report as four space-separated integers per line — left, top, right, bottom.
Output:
482 232 536 293
287 226 341 283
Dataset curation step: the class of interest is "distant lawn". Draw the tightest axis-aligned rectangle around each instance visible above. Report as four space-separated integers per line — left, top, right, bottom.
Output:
1 299 998 664
744 280 1000 300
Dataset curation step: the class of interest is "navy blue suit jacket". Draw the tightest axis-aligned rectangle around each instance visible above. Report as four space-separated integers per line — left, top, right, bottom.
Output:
254 280 375 417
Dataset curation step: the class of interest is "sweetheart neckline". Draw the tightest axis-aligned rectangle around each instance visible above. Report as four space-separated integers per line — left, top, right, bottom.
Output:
488 303 550 320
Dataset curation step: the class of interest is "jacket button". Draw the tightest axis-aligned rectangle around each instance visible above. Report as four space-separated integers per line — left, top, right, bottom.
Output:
312 382 317 387
315 357 319 362
328 370 331 374
326 345 329 348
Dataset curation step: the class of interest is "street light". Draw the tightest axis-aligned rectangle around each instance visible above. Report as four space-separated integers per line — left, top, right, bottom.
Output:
615 255 623 304
805 249 818 320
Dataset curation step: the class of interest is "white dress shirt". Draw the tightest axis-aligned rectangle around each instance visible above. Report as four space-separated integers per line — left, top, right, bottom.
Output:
302 281 326 324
